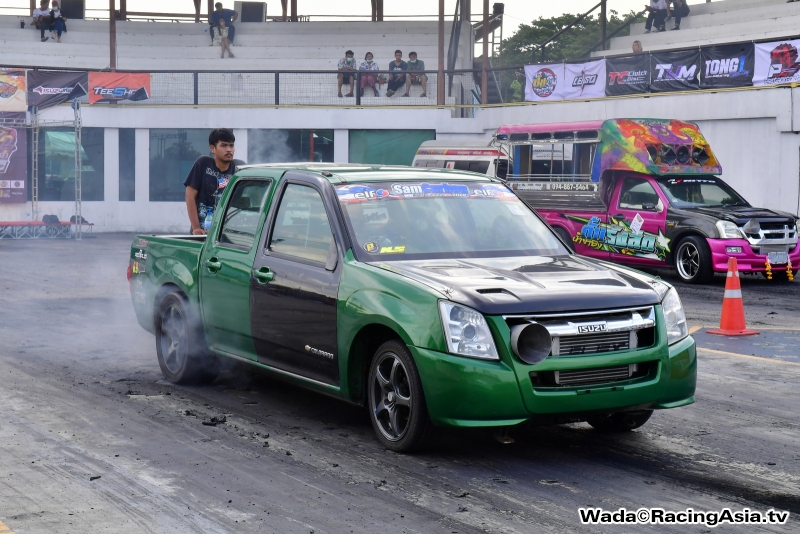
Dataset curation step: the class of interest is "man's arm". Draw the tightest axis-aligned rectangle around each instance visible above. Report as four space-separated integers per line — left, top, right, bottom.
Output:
185 186 205 235
231 10 238 23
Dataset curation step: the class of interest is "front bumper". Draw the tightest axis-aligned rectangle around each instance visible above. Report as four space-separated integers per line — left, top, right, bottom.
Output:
412 308 696 428
707 238 799 273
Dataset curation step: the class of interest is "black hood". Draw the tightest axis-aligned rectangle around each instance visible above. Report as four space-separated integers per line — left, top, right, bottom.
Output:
369 255 664 315
684 206 797 225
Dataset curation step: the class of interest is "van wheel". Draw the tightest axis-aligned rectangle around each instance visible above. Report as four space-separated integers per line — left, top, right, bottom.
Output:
155 292 219 384
675 236 713 284
553 226 575 252
367 340 431 452
587 410 653 432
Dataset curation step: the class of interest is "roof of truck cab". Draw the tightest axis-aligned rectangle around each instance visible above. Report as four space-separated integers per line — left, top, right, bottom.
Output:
235 163 498 184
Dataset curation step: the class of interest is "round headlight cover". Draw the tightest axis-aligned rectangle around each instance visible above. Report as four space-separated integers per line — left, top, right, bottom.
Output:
663 287 689 345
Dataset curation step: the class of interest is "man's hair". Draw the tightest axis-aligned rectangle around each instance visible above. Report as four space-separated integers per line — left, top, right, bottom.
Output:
209 128 235 146
409 51 417 58
345 50 354 56
40 0 48 6
215 2 222 8
365 51 373 59
395 49 402 55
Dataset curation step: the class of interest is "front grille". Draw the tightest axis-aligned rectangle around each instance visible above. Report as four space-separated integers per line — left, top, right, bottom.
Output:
761 222 789 231
530 362 654 388
557 331 631 356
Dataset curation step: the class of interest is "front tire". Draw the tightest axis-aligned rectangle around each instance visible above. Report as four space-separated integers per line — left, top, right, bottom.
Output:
155 292 219 384
367 340 431 452
675 236 713 284
587 410 653 432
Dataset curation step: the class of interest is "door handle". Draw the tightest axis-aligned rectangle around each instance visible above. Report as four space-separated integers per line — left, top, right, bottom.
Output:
205 257 222 272
612 214 627 221
253 267 274 284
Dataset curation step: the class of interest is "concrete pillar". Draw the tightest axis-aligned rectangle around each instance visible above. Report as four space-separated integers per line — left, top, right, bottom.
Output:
233 129 248 163
333 129 349 163
104 128 120 230
132 129 149 231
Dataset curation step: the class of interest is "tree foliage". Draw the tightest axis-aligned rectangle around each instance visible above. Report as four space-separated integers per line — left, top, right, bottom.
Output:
499 10 646 67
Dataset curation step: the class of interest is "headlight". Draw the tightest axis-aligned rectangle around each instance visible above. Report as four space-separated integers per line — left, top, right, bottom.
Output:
662 287 688 345
715 220 743 239
439 301 499 360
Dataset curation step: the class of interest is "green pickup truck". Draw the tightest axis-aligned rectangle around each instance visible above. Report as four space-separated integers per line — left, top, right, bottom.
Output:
128 164 696 452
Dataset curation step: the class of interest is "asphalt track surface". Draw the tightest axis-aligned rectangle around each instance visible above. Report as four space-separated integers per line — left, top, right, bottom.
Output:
1 234 798 533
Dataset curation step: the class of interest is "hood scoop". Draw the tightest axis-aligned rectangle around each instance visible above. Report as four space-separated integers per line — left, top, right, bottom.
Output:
475 287 521 301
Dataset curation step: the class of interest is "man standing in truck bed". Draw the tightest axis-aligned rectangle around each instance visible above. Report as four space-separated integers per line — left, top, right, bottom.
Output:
184 128 245 235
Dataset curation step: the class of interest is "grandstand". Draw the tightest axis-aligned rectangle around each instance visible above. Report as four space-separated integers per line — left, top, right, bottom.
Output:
596 0 800 56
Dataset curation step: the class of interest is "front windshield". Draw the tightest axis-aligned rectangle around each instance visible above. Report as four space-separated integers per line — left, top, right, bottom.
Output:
336 181 568 260
657 177 749 209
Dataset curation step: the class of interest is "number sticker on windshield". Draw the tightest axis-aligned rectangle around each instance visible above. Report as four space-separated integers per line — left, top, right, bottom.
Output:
379 246 406 254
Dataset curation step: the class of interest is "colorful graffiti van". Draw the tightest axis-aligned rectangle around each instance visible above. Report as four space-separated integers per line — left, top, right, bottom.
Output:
493 119 799 283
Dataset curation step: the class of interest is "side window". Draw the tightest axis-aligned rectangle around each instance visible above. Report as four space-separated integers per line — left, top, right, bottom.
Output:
269 184 333 263
218 180 272 249
618 178 660 210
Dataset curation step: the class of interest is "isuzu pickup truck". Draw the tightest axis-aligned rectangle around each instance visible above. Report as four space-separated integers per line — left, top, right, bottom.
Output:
494 119 800 283
128 164 696 451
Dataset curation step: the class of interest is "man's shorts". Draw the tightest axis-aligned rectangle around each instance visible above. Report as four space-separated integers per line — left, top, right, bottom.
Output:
339 72 355 84
410 74 428 85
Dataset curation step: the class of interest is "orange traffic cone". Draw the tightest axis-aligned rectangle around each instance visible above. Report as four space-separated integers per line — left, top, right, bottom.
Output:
707 257 759 336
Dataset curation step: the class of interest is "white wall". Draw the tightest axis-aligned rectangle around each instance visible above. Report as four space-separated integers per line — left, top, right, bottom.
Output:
2 86 799 232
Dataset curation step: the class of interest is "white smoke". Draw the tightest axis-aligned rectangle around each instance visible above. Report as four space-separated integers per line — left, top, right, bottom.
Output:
247 129 300 165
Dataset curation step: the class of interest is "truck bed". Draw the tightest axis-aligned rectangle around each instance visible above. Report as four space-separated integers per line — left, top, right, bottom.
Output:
510 183 607 211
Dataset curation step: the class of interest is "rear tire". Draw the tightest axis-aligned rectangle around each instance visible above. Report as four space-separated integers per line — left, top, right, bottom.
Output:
675 236 713 284
587 410 653 432
367 340 431 452
155 292 220 384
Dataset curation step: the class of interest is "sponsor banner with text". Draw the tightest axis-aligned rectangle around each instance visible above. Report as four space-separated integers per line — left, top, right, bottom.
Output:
605 54 651 96
563 60 606 100
0 69 28 112
700 43 754 88
0 112 28 204
88 72 151 104
753 39 800 86
650 49 701 92
524 63 566 102
27 70 88 109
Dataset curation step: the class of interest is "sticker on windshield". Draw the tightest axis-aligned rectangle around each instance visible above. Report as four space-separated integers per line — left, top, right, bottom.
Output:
379 246 406 254
630 213 645 235
336 182 517 203
363 241 379 253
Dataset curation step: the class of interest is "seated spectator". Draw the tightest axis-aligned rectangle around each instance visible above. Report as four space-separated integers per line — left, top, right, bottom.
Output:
386 50 407 97
668 0 690 30
359 52 380 97
49 0 67 43
404 51 427 98
337 50 357 98
632 40 643 54
210 2 238 46
644 0 667 33
32 0 51 42
214 19 234 58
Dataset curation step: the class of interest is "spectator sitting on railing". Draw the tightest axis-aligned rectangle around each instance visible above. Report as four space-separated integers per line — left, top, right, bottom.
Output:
337 50 357 98
359 52 380 98
643 0 668 33
667 0 690 31
32 0 51 42
403 51 427 98
210 2 238 46
49 0 67 43
386 50 407 97
214 19 234 58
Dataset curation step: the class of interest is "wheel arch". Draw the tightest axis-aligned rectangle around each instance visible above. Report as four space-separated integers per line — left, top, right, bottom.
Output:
345 323 405 406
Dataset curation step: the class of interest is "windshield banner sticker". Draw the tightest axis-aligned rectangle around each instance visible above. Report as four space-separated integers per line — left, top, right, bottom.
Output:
568 215 671 261
336 182 516 202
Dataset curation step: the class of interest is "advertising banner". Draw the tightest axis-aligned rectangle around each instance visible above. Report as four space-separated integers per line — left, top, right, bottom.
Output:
27 70 88 109
0 70 28 112
700 43 754 88
563 60 606 100
88 72 151 104
753 39 800 86
524 63 566 102
0 112 28 204
650 49 701 92
605 54 651 96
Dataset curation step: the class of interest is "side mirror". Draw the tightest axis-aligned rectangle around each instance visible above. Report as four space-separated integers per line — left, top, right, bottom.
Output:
656 198 665 213
325 239 338 272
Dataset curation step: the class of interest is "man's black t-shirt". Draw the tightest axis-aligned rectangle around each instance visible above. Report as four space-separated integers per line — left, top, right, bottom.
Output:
388 60 408 79
183 156 245 228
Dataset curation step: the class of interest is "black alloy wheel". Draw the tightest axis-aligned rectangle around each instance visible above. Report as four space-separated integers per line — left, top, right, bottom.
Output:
156 292 219 384
368 340 431 452
587 410 653 432
675 236 713 284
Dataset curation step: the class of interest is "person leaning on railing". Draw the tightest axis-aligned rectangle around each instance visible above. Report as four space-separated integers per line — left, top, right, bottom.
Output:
32 0 51 42
404 52 427 98
359 52 380 98
337 50 357 97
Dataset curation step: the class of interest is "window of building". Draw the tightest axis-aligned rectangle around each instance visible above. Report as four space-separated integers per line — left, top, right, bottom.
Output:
149 129 211 202
349 130 435 166
269 184 333 264
248 129 334 164
32 128 104 201
119 129 135 201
